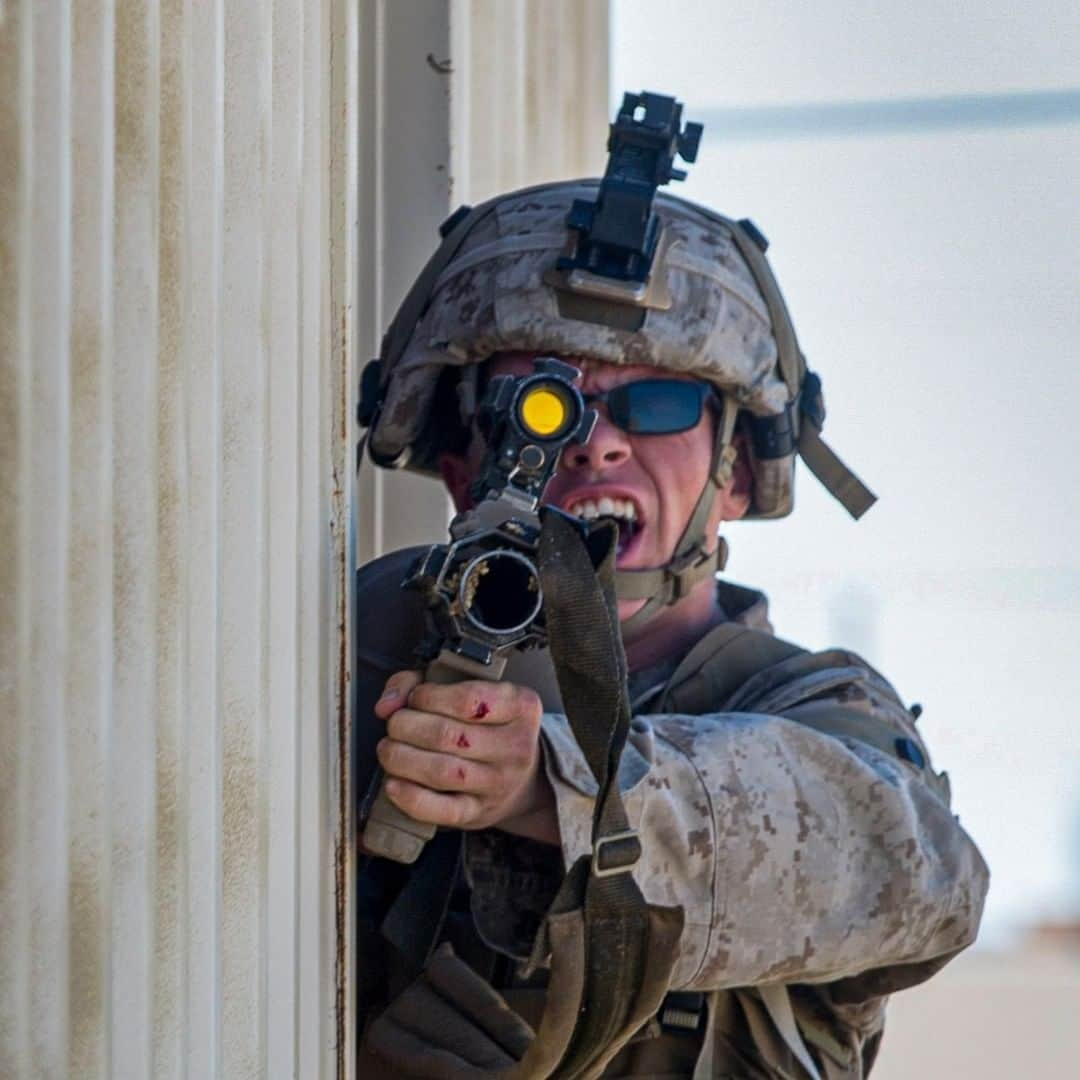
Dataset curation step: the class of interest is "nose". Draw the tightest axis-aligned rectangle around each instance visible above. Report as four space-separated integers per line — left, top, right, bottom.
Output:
561 411 631 472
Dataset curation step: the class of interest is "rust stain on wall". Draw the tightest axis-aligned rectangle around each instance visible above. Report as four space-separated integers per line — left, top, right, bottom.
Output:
333 288 353 1073
334 456 350 1080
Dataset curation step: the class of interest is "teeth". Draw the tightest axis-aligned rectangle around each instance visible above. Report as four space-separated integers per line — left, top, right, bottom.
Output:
568 496 639 523
568 499 597 520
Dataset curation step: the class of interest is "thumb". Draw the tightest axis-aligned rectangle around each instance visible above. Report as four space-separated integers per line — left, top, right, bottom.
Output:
374 670 423 720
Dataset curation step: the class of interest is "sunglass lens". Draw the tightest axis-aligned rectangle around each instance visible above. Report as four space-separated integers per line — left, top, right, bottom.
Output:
615 380 704 434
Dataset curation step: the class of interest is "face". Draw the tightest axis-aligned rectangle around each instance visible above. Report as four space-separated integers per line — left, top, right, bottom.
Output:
440 352 752 625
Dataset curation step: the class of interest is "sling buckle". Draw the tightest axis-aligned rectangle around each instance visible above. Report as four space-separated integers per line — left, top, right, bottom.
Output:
591 829 641 878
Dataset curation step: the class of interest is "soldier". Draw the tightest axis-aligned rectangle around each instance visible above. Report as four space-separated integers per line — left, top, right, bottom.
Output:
355 95 988 1078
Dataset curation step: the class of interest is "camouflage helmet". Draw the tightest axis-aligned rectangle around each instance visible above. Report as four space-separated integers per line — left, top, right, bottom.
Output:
361 179 874 524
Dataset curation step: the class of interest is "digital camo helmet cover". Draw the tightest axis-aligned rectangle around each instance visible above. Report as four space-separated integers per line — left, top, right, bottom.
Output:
361 98 874 523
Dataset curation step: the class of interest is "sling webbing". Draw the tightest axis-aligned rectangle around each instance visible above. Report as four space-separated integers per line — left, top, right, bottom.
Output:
528 510 683 1077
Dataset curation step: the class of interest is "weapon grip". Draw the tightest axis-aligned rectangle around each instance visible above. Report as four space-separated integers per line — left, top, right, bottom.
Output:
361 653 505 864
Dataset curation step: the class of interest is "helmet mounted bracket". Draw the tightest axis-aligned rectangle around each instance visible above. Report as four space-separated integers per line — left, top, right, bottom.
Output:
544 91 700 316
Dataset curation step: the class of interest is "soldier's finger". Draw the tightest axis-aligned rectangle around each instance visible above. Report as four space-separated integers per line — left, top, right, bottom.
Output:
408 679 542 727
383 778 483 829
374 670 423 720
385 708 502 762
377 738 501 796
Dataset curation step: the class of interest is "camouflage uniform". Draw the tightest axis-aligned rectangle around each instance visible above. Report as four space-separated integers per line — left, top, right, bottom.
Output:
356 553 988 1078
358 179 988 1076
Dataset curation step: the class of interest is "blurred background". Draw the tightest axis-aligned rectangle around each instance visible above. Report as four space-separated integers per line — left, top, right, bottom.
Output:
613 0 1080 1073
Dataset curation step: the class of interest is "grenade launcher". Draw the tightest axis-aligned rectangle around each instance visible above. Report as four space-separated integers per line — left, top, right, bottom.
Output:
359 357 596 864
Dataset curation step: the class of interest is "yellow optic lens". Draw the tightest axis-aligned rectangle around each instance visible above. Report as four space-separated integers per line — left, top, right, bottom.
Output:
519 387 568 437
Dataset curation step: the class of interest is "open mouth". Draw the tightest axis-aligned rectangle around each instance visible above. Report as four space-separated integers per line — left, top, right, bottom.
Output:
565 495 643 557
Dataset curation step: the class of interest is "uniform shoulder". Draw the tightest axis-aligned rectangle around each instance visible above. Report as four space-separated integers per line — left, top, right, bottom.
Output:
702 577 908 717
655 611 948 801
356 545 429 590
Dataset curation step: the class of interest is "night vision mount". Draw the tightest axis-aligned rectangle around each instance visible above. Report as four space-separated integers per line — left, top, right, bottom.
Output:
555 91 702 307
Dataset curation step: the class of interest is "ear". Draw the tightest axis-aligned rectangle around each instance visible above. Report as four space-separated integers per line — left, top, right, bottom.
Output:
438 450 475 513
716 433 752 522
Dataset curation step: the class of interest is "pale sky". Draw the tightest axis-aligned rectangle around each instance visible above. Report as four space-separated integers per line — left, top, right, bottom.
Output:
613 0 1080 945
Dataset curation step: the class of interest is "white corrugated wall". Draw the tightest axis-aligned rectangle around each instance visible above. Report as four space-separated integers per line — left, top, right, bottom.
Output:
0 1 608 1077
0 1 357 1075
358 0 610 560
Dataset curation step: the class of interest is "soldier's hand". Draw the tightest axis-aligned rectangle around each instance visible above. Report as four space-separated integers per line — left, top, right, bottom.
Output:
374 672 559 844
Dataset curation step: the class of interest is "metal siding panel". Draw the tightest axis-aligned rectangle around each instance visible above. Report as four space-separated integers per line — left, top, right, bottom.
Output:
29 3 74 1078
355 0 382 566
184 2 225 1077
465 0 610 195
267 0 304 1073
69 1 116 1077
0 2 358 1078
328 0 359 1069
378 1 452 325
525 1 563 179
220 0 271 1073
459 0 495 200
0 2 609 1077
112 2 160 1078
155 0 190 1077
357 0 611 563
498 1 526 192
297 0 330 1075
363 1 455 558
0 0 31 1065
573 1 611 174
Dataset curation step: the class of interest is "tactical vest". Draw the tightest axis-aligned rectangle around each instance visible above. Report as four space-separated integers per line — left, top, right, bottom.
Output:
356 547 947 1079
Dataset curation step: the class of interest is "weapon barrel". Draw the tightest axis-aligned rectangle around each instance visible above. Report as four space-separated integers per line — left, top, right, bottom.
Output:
458 549 543 637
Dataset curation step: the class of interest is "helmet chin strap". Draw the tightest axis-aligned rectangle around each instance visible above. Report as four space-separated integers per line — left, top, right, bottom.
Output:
616 395 738 635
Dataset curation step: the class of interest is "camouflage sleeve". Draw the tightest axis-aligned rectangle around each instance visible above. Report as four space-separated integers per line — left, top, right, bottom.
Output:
535 695 989 993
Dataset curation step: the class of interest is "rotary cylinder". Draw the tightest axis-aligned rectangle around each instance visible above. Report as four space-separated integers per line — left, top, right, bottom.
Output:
458 549 543 638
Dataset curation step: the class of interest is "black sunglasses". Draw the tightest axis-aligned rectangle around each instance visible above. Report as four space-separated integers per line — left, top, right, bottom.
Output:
582 378 715 436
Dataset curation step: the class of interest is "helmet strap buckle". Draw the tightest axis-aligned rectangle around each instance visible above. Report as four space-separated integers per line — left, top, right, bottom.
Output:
667 546 715 601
